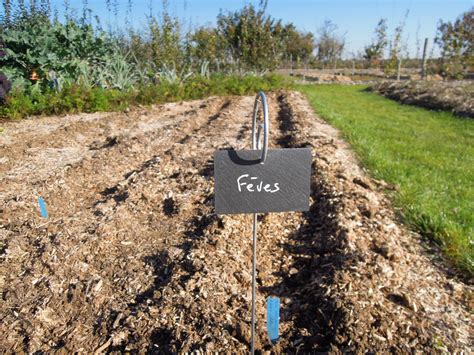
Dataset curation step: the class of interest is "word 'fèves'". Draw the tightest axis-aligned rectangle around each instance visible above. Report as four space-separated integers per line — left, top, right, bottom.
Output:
237 174 280 193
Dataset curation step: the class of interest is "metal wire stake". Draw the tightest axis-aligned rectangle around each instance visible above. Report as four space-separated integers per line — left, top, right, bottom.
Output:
251 212 257 355
250 91 268 355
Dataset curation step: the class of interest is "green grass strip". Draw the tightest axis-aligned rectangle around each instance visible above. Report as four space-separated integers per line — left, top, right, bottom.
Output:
298 84 473 275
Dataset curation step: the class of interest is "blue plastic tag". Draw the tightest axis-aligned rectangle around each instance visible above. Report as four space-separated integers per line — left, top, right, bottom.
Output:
38 197 48 218
267 297 280 344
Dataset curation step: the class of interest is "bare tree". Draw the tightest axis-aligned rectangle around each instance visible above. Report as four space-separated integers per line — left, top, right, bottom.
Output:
415 22 421 59
385 10 409 75
315 19 345 69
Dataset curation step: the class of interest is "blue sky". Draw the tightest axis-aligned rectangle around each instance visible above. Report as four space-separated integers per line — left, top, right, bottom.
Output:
48 0 473 57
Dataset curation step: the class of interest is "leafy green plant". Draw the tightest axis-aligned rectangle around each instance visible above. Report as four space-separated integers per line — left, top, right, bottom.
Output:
0 1 118 93
0 39 12 102
1 19 113 83
0 74 292 119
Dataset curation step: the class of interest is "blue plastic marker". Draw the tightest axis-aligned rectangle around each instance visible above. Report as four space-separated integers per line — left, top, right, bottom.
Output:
38 197 48 218
267 297 280 344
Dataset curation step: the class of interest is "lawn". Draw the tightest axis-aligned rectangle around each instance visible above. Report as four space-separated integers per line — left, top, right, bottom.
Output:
298 84 473 274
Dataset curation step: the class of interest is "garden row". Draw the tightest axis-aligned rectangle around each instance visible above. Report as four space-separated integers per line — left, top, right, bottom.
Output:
369 80 474 118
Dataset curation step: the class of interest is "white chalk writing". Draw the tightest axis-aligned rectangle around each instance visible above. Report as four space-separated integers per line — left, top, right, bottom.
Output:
237 174 280 193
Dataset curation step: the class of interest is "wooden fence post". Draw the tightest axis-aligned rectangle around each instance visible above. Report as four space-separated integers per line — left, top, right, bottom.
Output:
397 59 402 81
421 38 428 79
290 54 293 76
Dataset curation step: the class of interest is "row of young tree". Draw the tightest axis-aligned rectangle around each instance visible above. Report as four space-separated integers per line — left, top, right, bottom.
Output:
362 9 473 78
0 0 473 99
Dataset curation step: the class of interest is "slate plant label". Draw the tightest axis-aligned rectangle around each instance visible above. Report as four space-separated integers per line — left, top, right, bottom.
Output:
214 148 311 214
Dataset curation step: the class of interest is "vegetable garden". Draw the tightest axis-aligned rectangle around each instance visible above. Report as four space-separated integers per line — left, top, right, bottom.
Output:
0 1 472 353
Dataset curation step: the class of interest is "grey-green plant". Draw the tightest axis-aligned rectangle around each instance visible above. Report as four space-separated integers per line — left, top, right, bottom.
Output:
158 63 193 84
102 49 137 89
199 60 210 78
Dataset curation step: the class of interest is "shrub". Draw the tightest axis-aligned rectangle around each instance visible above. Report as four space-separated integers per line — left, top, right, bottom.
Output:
0 74 292 119
435 7 474 79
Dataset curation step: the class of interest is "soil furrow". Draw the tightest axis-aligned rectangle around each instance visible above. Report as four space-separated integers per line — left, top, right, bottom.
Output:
250 92 351 351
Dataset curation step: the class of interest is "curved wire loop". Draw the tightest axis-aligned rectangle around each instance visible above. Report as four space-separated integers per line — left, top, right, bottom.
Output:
251 91 269 163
